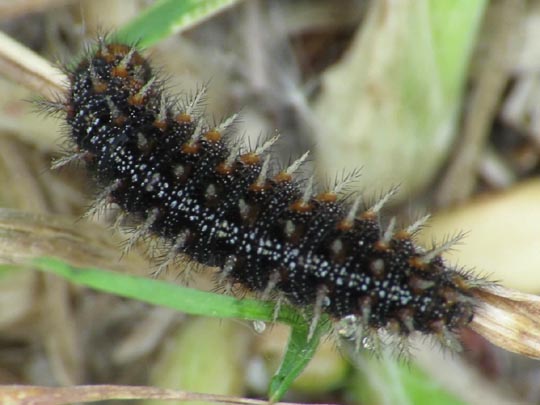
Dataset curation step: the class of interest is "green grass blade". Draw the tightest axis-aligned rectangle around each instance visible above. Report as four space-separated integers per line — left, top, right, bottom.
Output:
31 257 322 400
116 0 241 47
268 320 331 401
33 257 288 322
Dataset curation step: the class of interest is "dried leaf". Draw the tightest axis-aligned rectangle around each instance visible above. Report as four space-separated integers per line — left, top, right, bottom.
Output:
471 284 540 359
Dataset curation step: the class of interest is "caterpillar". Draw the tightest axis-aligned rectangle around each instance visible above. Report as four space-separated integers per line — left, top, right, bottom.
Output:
48 37 480 351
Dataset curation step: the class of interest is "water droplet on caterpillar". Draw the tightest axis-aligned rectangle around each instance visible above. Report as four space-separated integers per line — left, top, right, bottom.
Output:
252 320 267 334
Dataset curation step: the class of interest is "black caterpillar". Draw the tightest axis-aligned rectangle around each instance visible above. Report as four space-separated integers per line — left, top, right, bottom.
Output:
51 39 479 349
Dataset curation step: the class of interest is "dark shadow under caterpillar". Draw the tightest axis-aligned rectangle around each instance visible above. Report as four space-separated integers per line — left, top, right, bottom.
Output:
50 39 479 350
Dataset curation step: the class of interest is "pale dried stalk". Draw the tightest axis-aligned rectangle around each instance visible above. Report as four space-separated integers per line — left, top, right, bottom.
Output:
0 30 66 100
0 385 337 405
435 0 524 206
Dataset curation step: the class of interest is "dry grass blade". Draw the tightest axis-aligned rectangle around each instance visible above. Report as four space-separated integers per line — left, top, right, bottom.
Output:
0 31 66 100
470 284 540 359
0 385 338 405
0 208 147 273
